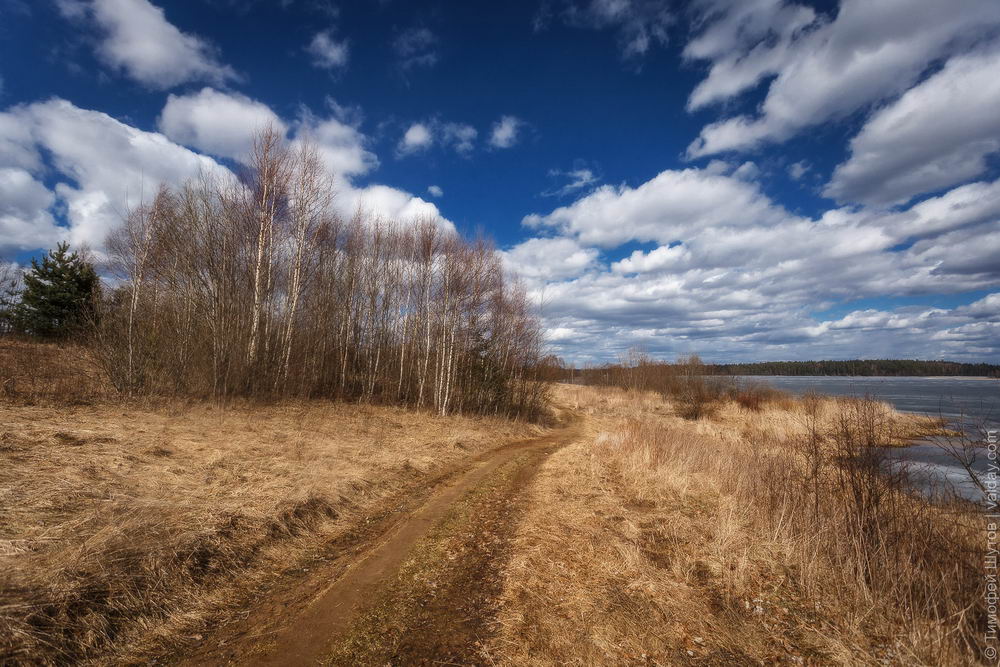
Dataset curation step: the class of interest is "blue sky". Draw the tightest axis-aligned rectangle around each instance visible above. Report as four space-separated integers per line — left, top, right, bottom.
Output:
1 0 999 362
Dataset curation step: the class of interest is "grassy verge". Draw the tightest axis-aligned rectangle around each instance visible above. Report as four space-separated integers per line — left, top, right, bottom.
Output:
490 384 981 665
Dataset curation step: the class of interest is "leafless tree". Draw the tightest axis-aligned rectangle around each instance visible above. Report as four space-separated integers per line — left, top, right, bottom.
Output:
94 128 548 420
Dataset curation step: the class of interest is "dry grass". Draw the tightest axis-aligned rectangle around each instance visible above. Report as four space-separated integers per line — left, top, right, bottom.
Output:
490 384 981 666
0 390 539 664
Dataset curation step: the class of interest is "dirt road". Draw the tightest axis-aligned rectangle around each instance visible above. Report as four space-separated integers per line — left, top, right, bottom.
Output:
178 413 582 666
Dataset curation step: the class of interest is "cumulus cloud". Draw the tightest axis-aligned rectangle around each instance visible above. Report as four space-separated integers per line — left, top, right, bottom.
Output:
516 165 1000 362
0 168 62 251
297 111 378 178
306 30 349 70
524 167 790 248
155 93 433 225
0 97 451 255
489 115 522 149
158 89 377 178
338 184 453 233
398 122 433 155
0 98 227 251
427 185 443 197
393 26 438 70
396 120 478 156
62 0 237 89
158 88 286 160
501 236 599 281
684 0 1000 157
824 46 1000 206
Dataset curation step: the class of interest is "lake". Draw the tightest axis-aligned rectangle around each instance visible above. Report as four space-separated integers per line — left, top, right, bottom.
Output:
744 375 1000 502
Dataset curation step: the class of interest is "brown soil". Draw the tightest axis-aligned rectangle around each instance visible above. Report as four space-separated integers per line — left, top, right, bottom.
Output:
174 413 581 666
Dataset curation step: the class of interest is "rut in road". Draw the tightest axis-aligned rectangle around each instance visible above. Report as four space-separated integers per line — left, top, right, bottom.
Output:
181 413 582 665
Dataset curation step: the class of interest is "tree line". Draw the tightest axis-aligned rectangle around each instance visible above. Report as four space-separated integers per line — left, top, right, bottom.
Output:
1 128 548 420
706 359 1000 377
541 354 1000 380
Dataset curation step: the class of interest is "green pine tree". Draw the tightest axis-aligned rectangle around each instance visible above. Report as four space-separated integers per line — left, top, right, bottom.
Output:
12 242 100 338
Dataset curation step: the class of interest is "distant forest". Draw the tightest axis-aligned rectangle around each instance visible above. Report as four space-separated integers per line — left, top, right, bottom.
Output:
706 359 1000 377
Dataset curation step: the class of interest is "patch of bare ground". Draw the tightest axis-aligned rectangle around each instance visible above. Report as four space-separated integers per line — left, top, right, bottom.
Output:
0 394 540 665
487 384 982 666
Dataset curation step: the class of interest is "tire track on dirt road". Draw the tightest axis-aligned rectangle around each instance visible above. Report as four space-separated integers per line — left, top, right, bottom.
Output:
179 412 582 666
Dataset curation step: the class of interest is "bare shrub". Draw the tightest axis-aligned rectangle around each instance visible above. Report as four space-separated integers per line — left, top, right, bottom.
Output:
729 378 786 411
0 338 112 405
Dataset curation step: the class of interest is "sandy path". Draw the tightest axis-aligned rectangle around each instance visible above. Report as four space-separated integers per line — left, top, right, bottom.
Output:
178 413 581 665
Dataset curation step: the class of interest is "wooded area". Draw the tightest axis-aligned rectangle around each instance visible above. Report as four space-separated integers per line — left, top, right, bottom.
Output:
2 127 548 420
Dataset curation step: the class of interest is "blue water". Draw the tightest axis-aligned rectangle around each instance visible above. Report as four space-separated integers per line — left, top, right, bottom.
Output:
744 376 1000 502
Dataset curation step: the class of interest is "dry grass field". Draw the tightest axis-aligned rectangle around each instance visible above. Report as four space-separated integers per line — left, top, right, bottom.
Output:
0 340 540 664
1 340 981 666
489 384 979 666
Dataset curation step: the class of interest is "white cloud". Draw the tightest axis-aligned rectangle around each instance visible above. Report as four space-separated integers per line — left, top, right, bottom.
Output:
544 167 598 197
501 236 598 281
307 30 349 70
0 110 42 172
0 97 453 256
427 185 443 197
158 88 286 160
731 160 759 181
684 0 817 110
612 243 690 274
393 27 438 70
788 160 810 180
398 122 433 155
397 120 478 157
516 165 1000 362
685 0 1000 157
338 184 454 233
442 123 477 154
524 167 790 248
539 0 673 60
158 89 377 178
824 46 1000 206
154 93 437 225
0 168 62 251
489 115 523 149
959 293 1000 319
0 99 227 252
67 0 237 89
298 112 378 178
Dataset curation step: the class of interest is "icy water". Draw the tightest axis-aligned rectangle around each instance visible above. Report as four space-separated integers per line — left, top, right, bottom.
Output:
744 376 999 501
